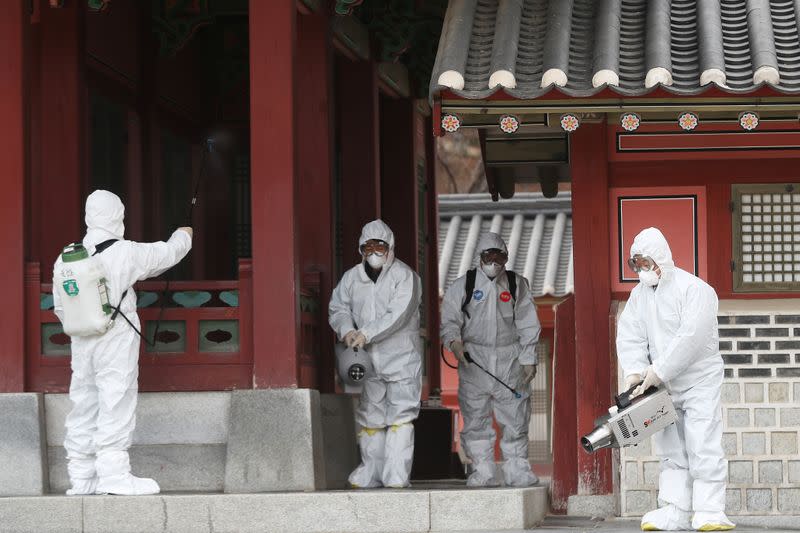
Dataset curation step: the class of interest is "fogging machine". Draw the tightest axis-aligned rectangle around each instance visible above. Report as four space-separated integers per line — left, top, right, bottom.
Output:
581 383 677 453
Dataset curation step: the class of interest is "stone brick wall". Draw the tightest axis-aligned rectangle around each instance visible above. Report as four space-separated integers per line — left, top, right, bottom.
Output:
618 305 800 517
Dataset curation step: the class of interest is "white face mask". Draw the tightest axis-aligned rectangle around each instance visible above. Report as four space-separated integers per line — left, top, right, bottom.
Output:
638 270 659 287
481 262 502 279
366 254 386 269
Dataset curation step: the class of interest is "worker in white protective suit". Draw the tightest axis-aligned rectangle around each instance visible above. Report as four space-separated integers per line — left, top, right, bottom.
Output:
53 190 192 496
440 232 541 487
617 227 734 532
328 219 422 488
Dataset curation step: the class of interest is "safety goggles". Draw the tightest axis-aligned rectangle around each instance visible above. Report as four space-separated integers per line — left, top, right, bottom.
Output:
627 255 657 273
360 239 389 256
480 248 508 266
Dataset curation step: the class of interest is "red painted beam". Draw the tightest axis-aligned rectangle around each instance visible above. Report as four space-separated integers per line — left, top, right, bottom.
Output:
335 55 381 264
37 3 85 267
296 11 335 392
249 0 300 388
570 123 614 495
0 1 27 392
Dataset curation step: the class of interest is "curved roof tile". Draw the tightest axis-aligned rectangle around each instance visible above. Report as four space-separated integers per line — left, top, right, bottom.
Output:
438 193 573 298
431 0 800 100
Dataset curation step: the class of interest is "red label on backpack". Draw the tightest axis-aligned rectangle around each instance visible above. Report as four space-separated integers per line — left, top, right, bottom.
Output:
499 291 512 302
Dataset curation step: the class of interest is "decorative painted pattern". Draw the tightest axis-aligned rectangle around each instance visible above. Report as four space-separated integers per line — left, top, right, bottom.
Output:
678 111 699 131
441 113 461 133
199 320 239 353
144 320 186 353
739 111 760 131
620 112 641 132
499 114 520 133
560 114 580 132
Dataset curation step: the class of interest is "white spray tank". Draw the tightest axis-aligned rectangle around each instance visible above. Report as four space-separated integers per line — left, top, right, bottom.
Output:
53 242 114 337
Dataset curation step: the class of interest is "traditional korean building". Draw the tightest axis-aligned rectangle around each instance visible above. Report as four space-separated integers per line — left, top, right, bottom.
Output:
430 0 800 518
3 0 800 524
0 0 449 499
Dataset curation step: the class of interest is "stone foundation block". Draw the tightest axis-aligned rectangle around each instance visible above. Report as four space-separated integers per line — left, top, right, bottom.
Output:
729 461 753 484
726 489 742 513
771 432 798 455
778 488 800 512
434 487 548 529
319 393 358 489
746 488 773 512
742 432 766 455
566 494 618 518
758 460 783 484
0 393 48 496
224 389 326 492
48 444 226 493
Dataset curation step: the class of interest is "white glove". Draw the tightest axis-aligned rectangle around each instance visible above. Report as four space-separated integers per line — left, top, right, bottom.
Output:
343 330 358 348
351 331 367 350
450 340 469 366
631 366 662 398
624 373 642 393
522 364 537 384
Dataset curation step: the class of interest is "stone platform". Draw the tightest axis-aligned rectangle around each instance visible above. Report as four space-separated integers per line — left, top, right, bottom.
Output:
0 485 548 533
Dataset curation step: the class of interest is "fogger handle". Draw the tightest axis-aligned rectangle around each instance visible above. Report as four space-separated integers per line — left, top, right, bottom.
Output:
616 380 658 410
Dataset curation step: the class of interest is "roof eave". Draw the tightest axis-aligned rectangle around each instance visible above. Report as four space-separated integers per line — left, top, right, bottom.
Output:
434 84 800 114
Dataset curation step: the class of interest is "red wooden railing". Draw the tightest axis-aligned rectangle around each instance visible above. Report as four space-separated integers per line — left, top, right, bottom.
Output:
25 259 254 392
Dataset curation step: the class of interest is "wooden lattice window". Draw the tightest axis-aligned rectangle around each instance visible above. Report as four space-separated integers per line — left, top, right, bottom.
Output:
732 184 800 292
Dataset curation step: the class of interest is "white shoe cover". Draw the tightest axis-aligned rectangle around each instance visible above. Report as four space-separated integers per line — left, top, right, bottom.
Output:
691 511 735 531
382 423 414 488
66 477 98 496
502 457 539 487
348 429 386 489
466 461 501 487
641 504 692 531
96 473 160 496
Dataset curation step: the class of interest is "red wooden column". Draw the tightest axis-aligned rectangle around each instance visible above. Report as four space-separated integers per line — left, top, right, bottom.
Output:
425 113 442 391
296 11 335 391
379 96 417 267
335 55 381 258
570 122 614 495
249 0 300 388
36 3 85 265
0 2 28 392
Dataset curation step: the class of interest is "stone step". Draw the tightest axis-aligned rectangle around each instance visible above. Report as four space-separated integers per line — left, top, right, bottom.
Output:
0 486 548 533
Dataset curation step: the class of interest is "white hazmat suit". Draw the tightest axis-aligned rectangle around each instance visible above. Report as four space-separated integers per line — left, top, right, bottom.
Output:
328 220 423 488
440 232 542 487
617 228 734 531
53 190 192 496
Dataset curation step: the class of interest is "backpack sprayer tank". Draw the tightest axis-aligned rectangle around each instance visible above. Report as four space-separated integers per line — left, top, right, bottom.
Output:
581 384 678 453
53 243 115 337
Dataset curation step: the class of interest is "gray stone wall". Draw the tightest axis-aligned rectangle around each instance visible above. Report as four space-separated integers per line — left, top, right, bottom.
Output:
619 306 800 517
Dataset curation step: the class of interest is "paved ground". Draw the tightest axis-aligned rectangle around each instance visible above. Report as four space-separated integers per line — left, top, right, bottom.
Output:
452 516 800 532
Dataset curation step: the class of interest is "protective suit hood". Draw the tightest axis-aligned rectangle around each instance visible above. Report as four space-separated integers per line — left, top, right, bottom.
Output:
630 227 675 274
359 219 396 268
83 190 125 250
475 232 508 262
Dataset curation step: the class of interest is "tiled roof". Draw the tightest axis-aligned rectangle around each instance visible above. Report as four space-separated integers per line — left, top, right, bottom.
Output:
431 0 800 100
438 192 573 298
